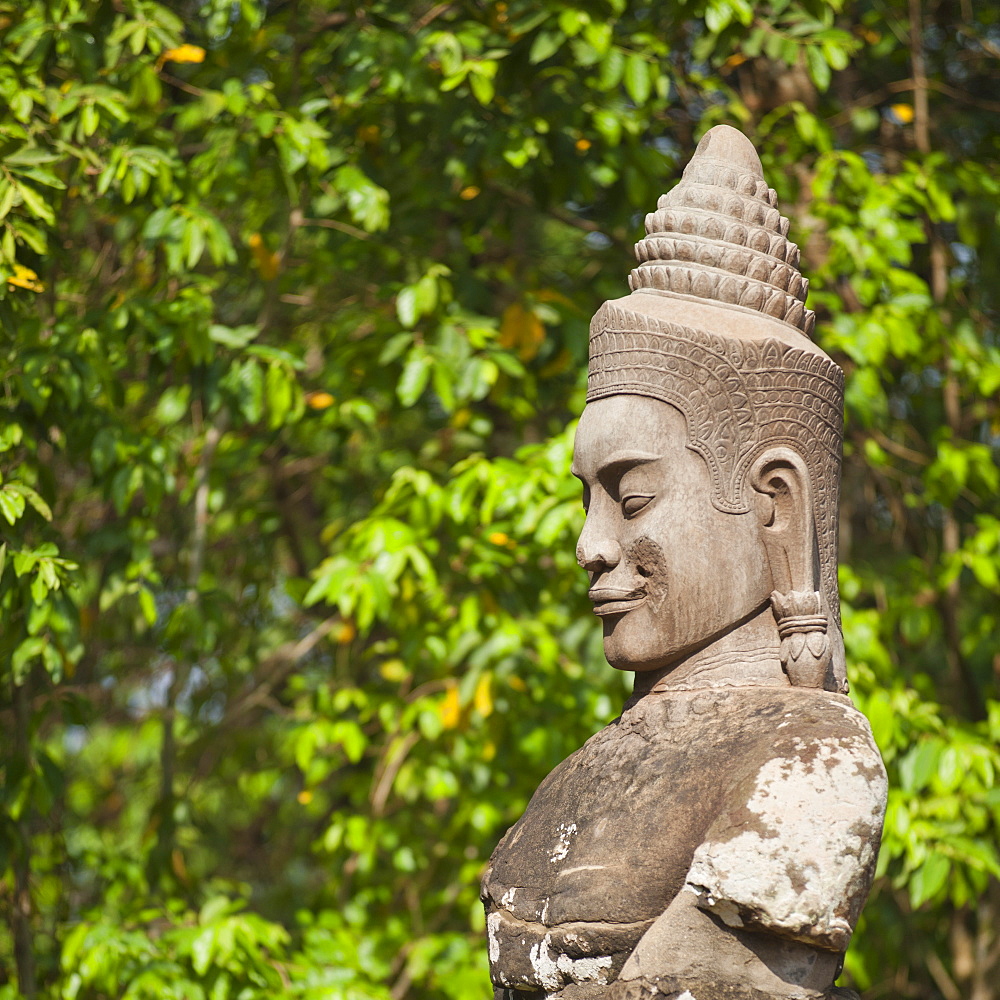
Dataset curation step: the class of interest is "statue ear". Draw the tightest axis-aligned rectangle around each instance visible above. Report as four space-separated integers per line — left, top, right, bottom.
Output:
751 448 836 690
750 447 816 595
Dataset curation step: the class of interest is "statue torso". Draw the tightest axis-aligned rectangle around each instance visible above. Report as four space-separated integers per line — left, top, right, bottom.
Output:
481 684 884 998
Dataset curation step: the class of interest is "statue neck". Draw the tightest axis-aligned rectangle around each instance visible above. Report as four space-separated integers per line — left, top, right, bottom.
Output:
632 605 788 697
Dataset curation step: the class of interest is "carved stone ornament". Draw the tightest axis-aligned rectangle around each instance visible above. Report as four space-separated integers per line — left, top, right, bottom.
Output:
481 126 887 1000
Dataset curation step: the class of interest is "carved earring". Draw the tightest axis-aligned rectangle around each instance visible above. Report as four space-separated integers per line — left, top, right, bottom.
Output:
770 589 832 689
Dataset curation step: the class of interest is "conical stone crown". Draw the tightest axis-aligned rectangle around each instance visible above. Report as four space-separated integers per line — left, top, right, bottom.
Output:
629 125 815 337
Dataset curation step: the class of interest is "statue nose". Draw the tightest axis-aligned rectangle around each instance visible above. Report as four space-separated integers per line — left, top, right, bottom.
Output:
576 524 622 573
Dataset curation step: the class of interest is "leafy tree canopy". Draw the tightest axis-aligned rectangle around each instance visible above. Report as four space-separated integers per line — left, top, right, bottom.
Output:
0 1 998 998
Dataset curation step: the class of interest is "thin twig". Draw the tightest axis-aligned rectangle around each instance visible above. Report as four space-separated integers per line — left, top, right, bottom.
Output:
213 616 339 732
370 731 421 817
158 72 205 97
871 429 929 466
926 950 962 1000
298 215 370 240
188 421 224 599
12 676 37 999
411 2 453 33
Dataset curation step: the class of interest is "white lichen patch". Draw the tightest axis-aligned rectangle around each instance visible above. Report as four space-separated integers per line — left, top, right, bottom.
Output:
549 821 578 863
501 886 517 907
487 911 502 963
676 992 697 1000
686 735 887 947
556 864 606 877
696 892 744 928
528 934 613 989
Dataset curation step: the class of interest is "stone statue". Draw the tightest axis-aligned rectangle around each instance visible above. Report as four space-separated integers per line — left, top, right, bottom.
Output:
481 126 887 1000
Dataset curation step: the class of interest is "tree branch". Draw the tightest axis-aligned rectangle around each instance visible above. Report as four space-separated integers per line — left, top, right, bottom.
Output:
12 674 37 999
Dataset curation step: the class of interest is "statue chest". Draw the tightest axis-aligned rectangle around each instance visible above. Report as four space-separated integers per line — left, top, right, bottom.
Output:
481 689 786 992
484 702 723 926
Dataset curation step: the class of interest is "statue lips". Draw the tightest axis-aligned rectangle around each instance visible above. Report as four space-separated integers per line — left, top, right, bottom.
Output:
588 587 647 616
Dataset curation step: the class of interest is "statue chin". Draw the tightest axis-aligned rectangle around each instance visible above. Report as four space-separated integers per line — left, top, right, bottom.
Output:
601 617 682 673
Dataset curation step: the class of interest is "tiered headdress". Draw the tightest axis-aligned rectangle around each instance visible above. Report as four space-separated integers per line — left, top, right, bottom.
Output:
587 125 846 690
629 126 814 336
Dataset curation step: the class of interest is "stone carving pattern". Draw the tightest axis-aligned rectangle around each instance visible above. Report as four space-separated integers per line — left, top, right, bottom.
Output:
628 263 812 333
633 153 817 335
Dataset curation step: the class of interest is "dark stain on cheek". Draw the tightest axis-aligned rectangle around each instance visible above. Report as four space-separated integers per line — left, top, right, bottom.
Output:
627 536 668 612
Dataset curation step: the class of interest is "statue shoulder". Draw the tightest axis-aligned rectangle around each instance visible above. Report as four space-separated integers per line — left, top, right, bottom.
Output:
687 689 887 952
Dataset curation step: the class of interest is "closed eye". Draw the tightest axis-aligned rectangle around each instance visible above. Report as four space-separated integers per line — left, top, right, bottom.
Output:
622 494 653 518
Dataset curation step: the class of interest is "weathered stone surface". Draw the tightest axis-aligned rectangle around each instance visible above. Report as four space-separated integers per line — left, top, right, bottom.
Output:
482 688 883 995
495 978 861 1000
483 125 887 999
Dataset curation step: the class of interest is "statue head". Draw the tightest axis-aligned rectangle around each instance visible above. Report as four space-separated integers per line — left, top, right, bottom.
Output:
573 125 846 693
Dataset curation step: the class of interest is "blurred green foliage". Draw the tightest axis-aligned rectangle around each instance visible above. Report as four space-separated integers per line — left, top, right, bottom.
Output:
0 1 998 998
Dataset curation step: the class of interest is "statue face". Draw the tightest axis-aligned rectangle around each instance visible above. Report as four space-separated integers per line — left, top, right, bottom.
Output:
572 395 772 672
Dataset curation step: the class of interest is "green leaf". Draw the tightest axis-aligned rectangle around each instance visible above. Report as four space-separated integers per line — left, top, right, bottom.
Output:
910 853 949 909
209 324 259 349
623 54 651 104
899 739 942 793
16 181 55 225
398 350 431 406
191 928 215 976
0 488 26 524
558 9 589 36
5 483 52 521
469 70 494 106
529 31 562 64
397 287 419 328
0 180 16 222
10 91 32 122
806 45 832 91
333 165 390 233
598 48 625 90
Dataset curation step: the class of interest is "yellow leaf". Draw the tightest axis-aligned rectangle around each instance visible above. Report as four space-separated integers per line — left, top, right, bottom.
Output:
499 302 545 361
6 264 44 293
297 789 313 805
723 52 748 69
508 675 527 693
474 674 493 718
335 621 356 644
306 391 335 410
161 44 206 65
171 848 189 883
487 531 509 546
459 185 481 200
248 232 280 281
440 682 461 729
380 658 409 682
575 138 592 152
540 348 572 378
890 103 915 124
482 740 496 761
